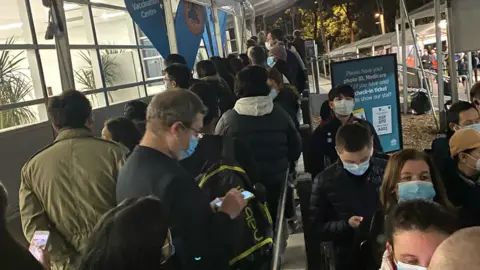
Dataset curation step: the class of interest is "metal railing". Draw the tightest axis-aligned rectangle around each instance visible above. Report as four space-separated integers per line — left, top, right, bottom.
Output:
271 168 289 270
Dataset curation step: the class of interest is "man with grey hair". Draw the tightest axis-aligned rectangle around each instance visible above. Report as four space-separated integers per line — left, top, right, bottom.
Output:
428 227 480 269
116 90 246 270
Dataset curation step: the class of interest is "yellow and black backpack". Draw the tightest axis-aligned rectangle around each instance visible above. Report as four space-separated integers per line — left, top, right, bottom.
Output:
195 136 274 269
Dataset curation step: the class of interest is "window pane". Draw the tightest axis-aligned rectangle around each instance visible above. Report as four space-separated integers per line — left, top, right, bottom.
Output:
87 93 107 109
100 49 142 87
108 86 144 105
65 3 95 45
146 81 165 96
72 49 103 91
0 103 46 131
91 0 126 7
0 49 42 106
92 7 135 45
39 50 62 96
0 1 33 44
144 58 163 79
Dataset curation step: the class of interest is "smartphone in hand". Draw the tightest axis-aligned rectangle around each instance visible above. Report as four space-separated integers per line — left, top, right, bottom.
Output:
29 231 50 262
215 190 255 207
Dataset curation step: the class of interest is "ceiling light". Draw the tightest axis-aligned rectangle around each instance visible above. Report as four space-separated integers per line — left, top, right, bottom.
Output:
102 11 126 19
0 23 23 31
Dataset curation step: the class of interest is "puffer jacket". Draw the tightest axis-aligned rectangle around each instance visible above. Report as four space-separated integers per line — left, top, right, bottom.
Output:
308 158 387 270
215 96 302 186
19 128 128 270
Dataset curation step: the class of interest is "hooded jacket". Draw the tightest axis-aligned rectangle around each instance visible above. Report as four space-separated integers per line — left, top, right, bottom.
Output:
215 96 302 186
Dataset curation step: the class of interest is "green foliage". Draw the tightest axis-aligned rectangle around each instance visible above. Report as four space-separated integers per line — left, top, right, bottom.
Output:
0 37 36 129
74 49 124 91
324 4 360 48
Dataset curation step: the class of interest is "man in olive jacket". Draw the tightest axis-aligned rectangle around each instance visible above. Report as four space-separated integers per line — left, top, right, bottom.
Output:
19 90 128 270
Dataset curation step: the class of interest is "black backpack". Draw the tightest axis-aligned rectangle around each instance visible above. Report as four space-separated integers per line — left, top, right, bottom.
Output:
195 137 274 269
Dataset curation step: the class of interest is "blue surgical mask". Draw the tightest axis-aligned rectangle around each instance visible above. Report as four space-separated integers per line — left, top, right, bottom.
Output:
179 136 199 160
398 181 436 202
267 56 275 67
396 261 427 270
466 123 480 132
270 89 278 99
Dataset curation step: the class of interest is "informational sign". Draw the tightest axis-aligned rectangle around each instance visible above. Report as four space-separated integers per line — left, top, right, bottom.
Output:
331 54 403 152
305 40 316 58
175 0 206 69
203 8 227 57
125 0 170 58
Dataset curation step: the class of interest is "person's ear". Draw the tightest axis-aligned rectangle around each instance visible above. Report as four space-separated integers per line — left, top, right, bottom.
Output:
329 101 335 110
51 123 60 134
169 121 184 136
172 81 177 88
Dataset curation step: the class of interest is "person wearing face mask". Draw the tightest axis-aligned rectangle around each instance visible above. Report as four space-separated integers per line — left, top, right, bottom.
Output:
20 90 129 270
116 90 247 270
445 128 480 226
267 67 300 129
382 200 459 270
370 149 453 270
309 84 383 177
268 44 295 86
309 123 387 270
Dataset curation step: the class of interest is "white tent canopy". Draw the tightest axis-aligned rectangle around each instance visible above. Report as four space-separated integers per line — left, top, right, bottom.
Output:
327 22 448 57
395 1 446 25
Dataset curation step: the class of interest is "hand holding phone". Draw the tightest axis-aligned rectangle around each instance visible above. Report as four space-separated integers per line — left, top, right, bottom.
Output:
29 231 50 267
216 190 254 207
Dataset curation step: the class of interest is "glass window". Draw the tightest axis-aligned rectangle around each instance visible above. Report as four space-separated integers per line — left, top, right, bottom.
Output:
144 58 163 79
92 7 135 45
87 93 107 108
39 50 62 96
0 1 33 44
0 49 40 105
100 49 142 87
146 81 165 96
65 3 95 45
0 104 46 131
108 86 144 105
71 49 103 91
91 0 126 7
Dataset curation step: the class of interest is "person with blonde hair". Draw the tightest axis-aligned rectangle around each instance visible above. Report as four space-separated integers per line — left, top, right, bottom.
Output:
428 227 480 270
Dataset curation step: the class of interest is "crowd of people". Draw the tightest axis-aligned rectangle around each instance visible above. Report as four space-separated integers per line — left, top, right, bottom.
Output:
1 27 480 270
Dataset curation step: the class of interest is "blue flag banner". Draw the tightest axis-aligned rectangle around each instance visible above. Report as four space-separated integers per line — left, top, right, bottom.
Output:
203 8 228 57
125 0 170 58
174 0 206 70
330 54 403 153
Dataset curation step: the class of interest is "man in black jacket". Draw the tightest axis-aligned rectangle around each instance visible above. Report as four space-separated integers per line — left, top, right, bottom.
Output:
117 90 247 270
309 84 383 177
215 66 302 223
309 123 387 270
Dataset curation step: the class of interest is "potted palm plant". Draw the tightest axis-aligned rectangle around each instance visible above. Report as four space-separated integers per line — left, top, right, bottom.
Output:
0 37 35 129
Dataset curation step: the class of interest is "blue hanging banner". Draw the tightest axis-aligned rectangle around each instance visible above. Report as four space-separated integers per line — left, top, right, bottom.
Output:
203 8 227 57
174 0 206 70
125 0 170 58
330 54 403 153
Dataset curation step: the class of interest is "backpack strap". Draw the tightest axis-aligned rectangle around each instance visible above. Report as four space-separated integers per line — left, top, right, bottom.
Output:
221 136 236 160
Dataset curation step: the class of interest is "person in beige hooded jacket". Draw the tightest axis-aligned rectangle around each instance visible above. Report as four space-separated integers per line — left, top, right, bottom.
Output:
19 90 128 270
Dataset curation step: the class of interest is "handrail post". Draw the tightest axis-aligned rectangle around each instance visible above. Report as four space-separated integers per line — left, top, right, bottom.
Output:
271 168 289 270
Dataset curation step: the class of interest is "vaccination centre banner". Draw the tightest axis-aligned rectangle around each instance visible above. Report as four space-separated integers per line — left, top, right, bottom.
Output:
330 54 403 153
175 0 207 70
125 0 171 58
203 8 228 57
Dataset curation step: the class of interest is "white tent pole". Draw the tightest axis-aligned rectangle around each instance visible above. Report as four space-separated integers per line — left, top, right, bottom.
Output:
395 23 400 58
163 0 178 54
446 0 458 103
401 0 408 114
435 0 445 130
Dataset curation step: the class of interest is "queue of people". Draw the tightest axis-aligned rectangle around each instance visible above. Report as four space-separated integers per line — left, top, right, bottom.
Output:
2 27 480 270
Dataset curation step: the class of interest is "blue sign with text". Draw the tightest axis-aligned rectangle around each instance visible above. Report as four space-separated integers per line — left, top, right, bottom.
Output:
331 54 403 153
203 8 227 57
175 0 206 70
125 0 170 58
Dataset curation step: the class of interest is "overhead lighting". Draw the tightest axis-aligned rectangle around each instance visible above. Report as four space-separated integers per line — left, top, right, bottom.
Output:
64 3 80 10
102 11 126 19
0 23 23 31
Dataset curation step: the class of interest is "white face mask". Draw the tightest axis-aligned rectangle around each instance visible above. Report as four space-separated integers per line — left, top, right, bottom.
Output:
333 99 355 116
396 261 427 270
